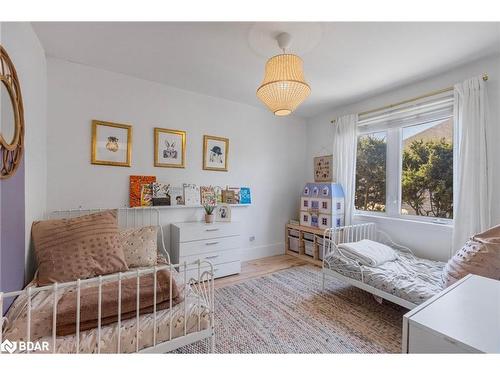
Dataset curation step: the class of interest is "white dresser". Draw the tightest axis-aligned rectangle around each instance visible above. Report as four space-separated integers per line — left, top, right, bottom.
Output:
170 221 242 279
403 274 500 353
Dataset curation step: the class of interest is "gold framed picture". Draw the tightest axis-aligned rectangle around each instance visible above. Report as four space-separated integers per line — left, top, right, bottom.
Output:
154 128 186 168
91 120 132 167
203 135 229 172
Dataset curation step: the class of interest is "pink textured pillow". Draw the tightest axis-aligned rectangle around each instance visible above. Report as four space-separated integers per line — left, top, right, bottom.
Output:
442 225 500 287
32 210 129 286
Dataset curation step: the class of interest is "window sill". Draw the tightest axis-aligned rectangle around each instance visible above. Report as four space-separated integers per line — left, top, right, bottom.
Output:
353 213 453 231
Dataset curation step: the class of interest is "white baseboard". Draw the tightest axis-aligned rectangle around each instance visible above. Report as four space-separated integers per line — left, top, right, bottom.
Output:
240 242 285 261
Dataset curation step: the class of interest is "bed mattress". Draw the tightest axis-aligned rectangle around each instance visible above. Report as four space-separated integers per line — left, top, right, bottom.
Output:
2 271 211 353
324 250 445 305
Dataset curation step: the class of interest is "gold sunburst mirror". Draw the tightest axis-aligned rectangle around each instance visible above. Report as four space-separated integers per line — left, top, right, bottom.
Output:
0 44 24 179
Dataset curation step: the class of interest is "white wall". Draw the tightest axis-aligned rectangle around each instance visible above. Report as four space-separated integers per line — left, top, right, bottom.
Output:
306 54 500 261
0 22 47 284
46 58 308 260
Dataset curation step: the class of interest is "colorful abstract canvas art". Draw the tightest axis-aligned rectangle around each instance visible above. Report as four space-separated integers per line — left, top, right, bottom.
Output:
129 175 156 207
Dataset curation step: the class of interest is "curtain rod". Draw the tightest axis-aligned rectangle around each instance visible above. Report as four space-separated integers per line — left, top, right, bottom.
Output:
330 73 489 124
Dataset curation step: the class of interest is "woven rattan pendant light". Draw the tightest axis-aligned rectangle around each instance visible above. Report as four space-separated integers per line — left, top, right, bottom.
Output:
256 32 311 116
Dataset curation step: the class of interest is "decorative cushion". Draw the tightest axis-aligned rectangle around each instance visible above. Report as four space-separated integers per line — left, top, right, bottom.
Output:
442 224 500 287
32 210 129 286
118 226 158 268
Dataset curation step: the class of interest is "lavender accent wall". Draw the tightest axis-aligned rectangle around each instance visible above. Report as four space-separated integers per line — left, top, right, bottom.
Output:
0 159 26 313
0 23 48 314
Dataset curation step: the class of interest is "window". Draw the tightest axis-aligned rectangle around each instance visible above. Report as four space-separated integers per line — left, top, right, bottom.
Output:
355 131 387 212
322 201 328 209
304 200 309 208
401 118 453 219
322 217 328 226
354 92 454 223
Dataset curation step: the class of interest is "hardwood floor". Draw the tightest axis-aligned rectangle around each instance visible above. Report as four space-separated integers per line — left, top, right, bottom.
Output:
214 254 310 289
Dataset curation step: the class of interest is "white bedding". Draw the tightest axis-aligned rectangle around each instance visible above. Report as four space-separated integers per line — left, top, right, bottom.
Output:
338 239 397 267
2 271 211 353
324 249 445 305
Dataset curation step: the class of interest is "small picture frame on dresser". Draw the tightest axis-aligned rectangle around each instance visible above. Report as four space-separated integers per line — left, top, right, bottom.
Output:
215 204 231 222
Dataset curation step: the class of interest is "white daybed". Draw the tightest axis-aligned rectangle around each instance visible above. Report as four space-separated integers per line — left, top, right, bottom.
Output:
0 208 215 354
321 222 445 309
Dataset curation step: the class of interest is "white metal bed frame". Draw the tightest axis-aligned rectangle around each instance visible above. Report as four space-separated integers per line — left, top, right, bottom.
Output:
321 222 418 310
0 207 215 354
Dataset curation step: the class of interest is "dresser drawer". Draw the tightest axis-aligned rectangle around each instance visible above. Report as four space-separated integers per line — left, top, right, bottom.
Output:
184 260 241 280
180 248 241 265
179 235 241 257
408 323 474 353
176 222 240 242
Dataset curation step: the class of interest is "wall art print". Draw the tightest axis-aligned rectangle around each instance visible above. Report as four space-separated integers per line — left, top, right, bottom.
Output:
154 128 186 168
314 154 334 182
203 135 228 171
91 120 132 167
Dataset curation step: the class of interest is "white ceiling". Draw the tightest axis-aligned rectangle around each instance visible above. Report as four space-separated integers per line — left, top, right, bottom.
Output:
32 22 500 118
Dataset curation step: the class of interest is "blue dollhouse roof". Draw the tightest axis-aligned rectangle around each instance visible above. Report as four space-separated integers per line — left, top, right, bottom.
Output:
302 182 344 199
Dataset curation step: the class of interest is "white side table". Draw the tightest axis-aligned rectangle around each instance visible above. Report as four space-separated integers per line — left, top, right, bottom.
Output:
403 274 500 353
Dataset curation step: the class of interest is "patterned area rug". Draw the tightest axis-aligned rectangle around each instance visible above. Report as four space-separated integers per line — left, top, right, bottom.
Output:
177 265 407 353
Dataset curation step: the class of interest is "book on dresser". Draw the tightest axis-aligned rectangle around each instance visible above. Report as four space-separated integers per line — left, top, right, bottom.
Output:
170 221 242 279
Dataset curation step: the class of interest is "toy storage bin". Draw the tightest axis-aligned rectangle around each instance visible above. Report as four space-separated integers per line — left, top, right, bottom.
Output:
315 235 325 260
303 232 314 242
288 236 300 253
304 239 314 257
288 229 300 238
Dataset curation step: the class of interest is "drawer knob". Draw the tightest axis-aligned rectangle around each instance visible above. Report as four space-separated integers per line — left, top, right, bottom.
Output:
205 241 219 245
205 255 218 260
205 228 220 232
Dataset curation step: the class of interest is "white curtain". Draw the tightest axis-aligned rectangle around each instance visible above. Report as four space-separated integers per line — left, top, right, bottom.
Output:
452 76 491 255
333 114 358 226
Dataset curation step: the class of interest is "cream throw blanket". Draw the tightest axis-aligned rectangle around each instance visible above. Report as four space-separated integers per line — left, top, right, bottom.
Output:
338 239 397 267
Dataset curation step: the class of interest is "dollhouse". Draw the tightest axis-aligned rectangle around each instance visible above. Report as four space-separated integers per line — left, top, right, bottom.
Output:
299 182 345 229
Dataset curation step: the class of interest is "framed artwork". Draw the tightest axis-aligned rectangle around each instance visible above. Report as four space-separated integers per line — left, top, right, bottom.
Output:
129 175 156 207
154 128 186 168
314 155 334 182
91 120 132 167
203 135 229 171
215 204 231 222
